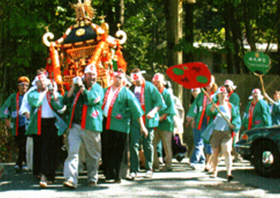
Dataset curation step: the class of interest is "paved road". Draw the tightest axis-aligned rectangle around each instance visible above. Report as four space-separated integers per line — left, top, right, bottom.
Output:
1 159 280 198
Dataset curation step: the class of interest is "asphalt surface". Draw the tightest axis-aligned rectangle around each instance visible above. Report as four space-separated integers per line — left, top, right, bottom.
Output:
1 158 280 198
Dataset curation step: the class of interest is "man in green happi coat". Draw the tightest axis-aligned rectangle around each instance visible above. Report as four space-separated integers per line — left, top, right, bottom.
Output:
242 88 272 130
152 73 176 172
127 68 166 180
63 65 104 189
101 69 148 183
0 76 30 172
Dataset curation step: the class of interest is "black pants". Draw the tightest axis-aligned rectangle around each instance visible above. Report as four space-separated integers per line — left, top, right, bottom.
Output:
14 126 27 168
101 118 128 180
33 118 58 181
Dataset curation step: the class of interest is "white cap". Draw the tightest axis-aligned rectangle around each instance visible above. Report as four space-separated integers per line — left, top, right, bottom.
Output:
216 86 227 95
224 79 237 90
84 65 97 74
191 88 201 93
250 88 263 99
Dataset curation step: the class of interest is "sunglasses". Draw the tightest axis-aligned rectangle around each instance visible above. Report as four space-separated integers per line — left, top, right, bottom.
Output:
19 83 29 88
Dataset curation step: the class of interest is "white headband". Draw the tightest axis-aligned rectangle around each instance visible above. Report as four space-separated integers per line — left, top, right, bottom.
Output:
114 71 125 79
152 73 164 82
85 65 97 74
130 72 143 81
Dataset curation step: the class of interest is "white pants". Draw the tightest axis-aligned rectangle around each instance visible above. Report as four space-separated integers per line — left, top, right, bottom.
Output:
26 136 33 170
63 124 101 186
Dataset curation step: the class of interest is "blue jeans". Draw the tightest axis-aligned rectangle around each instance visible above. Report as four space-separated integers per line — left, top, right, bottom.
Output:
190 117 208 164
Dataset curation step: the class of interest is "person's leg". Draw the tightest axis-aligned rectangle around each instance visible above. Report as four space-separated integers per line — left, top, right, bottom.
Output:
40 120 58 181
152 129 161 169
110 131 127 181
221 134 233 177
63 124 83 186
32 135 42 176
142 128 154 171
204 143 213 171
209 130 222 177
211 147 220 177
15 126 27 169
26 136 33 170
101 118 110 178
160 130 173 170
190 128 205 164
82 129 101 184
129 122 141 173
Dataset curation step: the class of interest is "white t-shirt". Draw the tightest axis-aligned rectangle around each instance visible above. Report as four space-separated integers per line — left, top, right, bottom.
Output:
103 88 118 117
134 86 142 103
213 104 231 131
41 94 55 118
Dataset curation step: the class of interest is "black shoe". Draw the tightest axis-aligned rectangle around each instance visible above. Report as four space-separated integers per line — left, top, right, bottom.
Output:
227 175 234 182
114 179 121 184
14 165 20 173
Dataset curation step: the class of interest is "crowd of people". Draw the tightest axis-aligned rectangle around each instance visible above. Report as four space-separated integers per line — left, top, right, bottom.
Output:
1 66 279 188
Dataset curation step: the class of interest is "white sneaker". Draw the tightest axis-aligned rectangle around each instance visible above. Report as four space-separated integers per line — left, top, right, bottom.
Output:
145 170 153 178
22 165 28 171
189 163 196 170
126 172 136 180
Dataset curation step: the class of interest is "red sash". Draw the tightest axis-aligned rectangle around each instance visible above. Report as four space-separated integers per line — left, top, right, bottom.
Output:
248 100 258 130
102 86 122 130
15 92 19 136
69 86 93 129
226 91 234 102
197 94 208 130
140 80 146 125
159 86 165 94
37 90 42 135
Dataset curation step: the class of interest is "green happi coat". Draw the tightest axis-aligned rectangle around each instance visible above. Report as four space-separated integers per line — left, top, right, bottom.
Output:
63 83 104 132
271 100 280 126
242 99 272 129
187 92 212 129
157 88 176 132
228 91 240 109
130 81 166 128
0 92 21 136
26 89 65 136
103 86 144 133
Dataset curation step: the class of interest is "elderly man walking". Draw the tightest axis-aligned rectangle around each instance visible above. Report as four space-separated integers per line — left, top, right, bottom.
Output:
152 73 176 172
63 65 104 189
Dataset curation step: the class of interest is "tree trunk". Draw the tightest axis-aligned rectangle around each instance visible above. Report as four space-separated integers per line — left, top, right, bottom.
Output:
277 0 280 75
243 1 256 51
183 2 194 63
164 0 183 100
223 2 234 74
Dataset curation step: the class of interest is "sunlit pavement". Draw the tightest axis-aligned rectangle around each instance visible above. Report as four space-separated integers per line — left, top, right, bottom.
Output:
0 158 279 198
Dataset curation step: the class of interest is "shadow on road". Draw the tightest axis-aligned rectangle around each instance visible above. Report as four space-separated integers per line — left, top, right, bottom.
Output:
0 161 280 195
